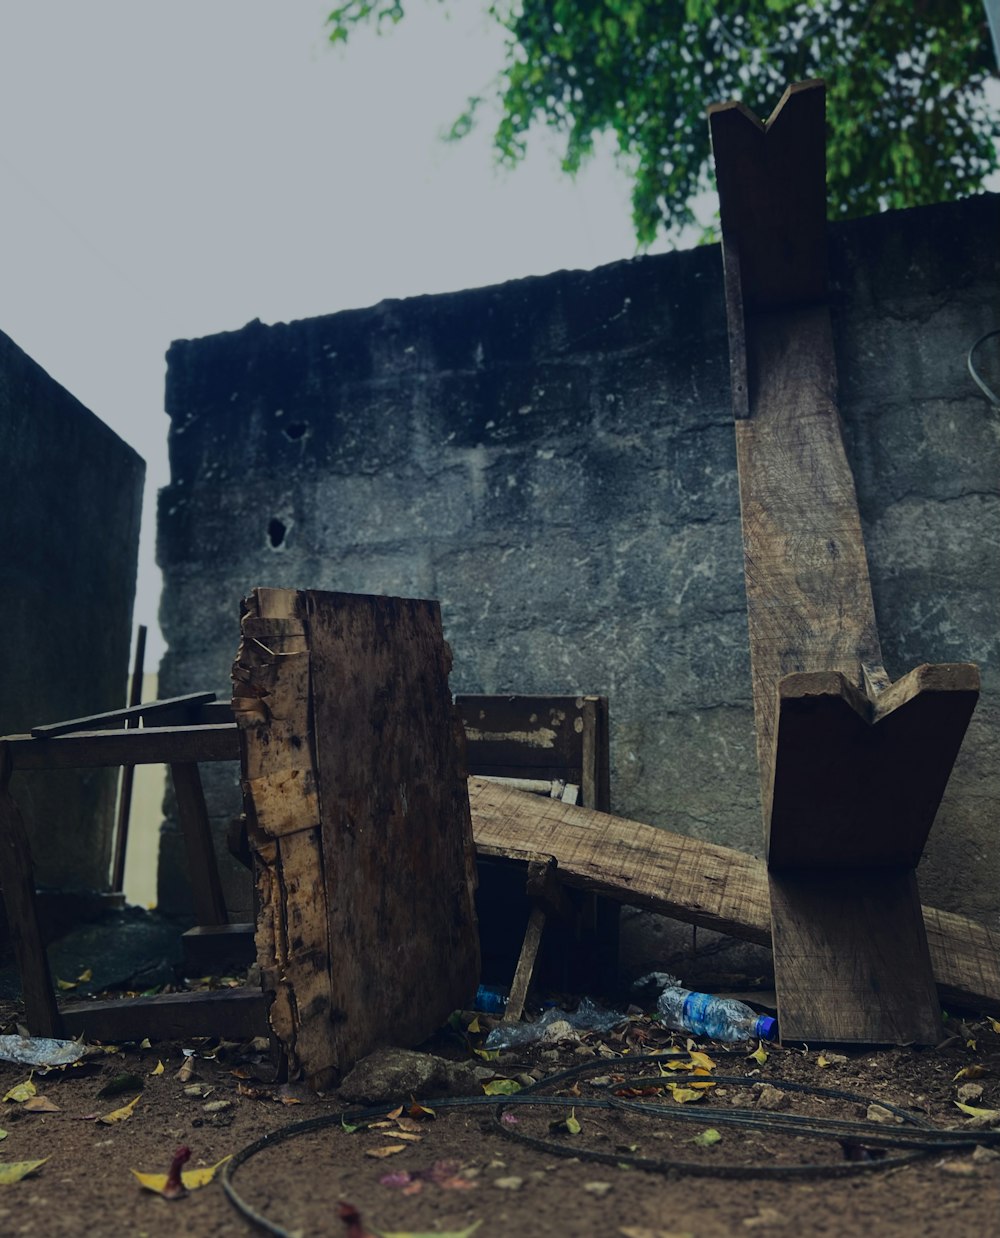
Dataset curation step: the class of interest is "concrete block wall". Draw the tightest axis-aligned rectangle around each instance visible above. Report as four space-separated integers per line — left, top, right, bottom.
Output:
0 329 144 894
157 194 1000 933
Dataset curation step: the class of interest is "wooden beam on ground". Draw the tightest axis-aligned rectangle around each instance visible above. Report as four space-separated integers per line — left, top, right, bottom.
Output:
59 988 269 1043
236 589 480 1088
467 778 1000 1018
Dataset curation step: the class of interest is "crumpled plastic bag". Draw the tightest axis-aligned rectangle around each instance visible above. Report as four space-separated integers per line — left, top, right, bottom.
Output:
0 1034 90 1069
484 996 627 1050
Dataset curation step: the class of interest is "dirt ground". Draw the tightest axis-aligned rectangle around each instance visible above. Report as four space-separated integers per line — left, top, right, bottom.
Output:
0 990 998 1238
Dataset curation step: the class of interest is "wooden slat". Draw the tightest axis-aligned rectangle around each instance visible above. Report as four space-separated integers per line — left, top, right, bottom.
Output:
768 868 941 1044
59 988 269 1042
467 778 1000 1016
503 905 546 1024
708 79 827 314
769 665 980 868
457 694 597 781
0 743 62 1037
170 762 228 926
29 692 216 738
6 724 239 769
734 305 884 830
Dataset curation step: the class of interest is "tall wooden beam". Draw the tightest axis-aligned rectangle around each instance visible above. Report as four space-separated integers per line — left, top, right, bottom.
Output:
709 81 979 1044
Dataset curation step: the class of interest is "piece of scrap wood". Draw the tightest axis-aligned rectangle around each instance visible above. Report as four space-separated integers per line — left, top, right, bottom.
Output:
468 778 1000 1018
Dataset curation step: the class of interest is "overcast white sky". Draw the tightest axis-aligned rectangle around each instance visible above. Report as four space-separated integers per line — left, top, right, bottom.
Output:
1 2 678 664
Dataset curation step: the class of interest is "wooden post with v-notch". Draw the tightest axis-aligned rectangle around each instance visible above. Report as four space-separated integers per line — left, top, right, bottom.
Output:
709 80 980 1044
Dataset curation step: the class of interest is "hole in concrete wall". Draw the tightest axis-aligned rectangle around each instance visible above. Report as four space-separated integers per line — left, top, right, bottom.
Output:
267 518 287 549
283 422 308 441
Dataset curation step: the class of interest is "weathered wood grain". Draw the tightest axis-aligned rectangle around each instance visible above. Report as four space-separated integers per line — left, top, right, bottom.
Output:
711 79 979 1043
468 778 1000 1016
769 666 980 868
306 591 479 1073
236 589 479 1087
768 868 942 1044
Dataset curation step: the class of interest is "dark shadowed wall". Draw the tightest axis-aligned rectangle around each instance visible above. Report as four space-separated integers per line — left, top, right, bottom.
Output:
1 329 144 893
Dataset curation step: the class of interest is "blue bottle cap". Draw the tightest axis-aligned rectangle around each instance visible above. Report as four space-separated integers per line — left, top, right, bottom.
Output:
757 1015 777 1041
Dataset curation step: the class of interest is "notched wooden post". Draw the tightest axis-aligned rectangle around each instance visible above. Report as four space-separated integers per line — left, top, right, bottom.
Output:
234 588 479 1088
710 81 979 1044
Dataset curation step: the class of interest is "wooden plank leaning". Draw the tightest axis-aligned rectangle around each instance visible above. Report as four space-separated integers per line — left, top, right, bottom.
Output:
706 80 979 1043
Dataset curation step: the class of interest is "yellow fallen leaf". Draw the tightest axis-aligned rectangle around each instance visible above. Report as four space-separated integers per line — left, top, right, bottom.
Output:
391 1132 423 1143
0 1159 48 1185
56 978 78 991
686 1051 716 1072
988 1018 1000 1034
139 1038 152 1050
77 968 92 982
687 1068 717 1090
3 1079 36 1104
473 1048 500 1062
131 1154 232 1194
666 1084 705 1104
483 1079 521 1096
99 1094 141 1124
954 1065 986 1082
690 1128 722 1147
467 1015 481 1034
748 1041 768 1065
150 1061 164 1077
967 1039 977 1052
366 1145 406 1158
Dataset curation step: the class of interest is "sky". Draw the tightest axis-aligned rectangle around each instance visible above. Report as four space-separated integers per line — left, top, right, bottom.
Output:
0 2 676 665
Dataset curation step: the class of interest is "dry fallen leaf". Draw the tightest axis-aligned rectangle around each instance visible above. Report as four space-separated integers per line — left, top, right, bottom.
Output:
690 1128 722 1147
150 1061 165 1077
953 1065 987 1083
365 1145 407 1158
98 1093 141 1124
22 1096 60 1113
56 978 78 991
0 1159 49 1185
131 1152 232 1196
748 1041 768 1065
666 1085 706 1103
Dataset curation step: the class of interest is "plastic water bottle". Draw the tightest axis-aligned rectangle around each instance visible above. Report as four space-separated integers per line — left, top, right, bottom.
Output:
474 984 508 1014
655 985 777 1043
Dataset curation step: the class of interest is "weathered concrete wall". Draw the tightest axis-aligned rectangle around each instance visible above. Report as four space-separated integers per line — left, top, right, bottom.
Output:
0 329 144 893
158 194 1000 934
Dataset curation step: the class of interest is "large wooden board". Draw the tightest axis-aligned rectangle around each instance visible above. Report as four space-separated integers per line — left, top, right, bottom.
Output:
467 778 1000 1018
235 589 479 1087
710 80 979 1043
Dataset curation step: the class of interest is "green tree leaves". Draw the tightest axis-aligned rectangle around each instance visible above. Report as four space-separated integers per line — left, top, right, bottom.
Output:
327 1 999 245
